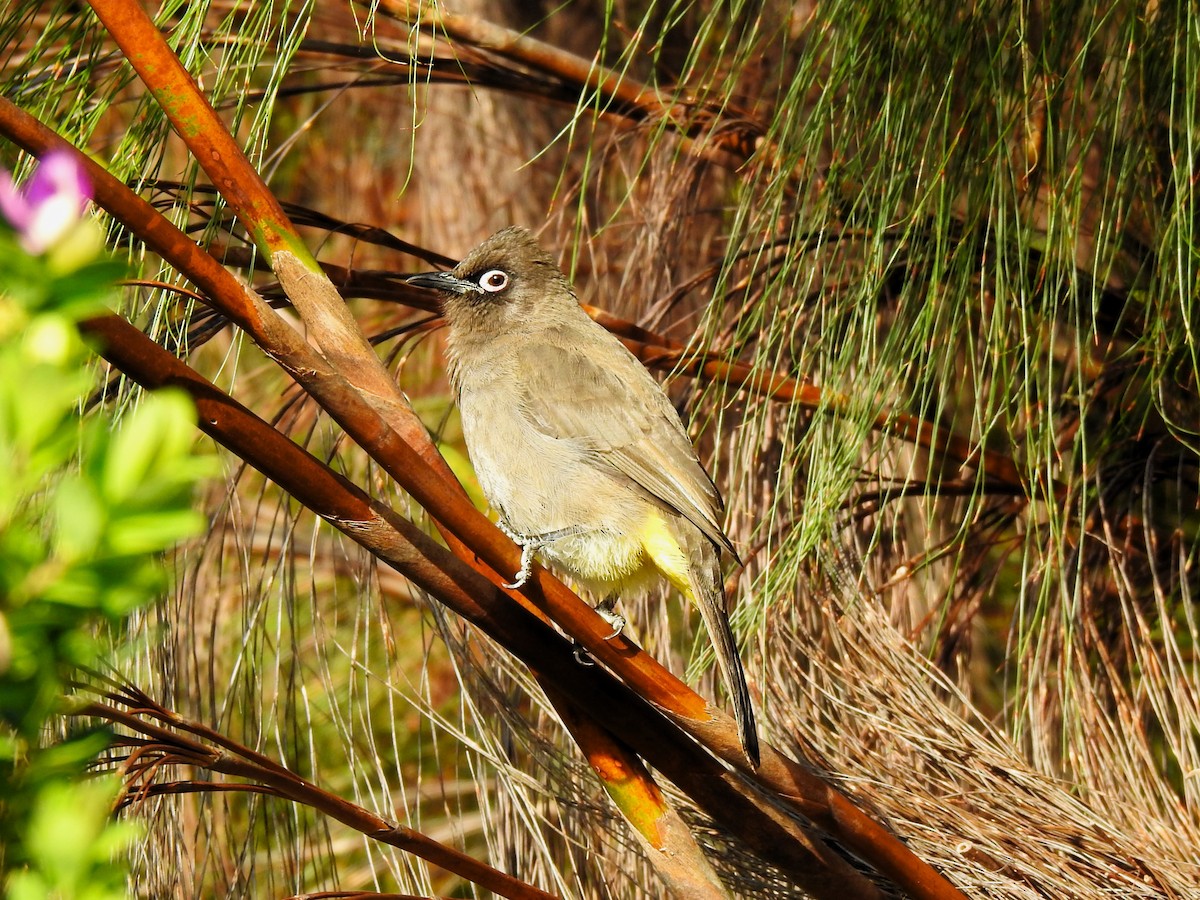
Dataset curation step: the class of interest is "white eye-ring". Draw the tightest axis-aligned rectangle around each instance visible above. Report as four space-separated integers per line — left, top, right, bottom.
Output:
478 269 510 292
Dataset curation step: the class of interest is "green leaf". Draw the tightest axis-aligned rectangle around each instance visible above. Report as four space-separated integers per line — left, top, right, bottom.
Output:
51 477 105 563
105 508 206 557
23 775 134 894
101 389 206 504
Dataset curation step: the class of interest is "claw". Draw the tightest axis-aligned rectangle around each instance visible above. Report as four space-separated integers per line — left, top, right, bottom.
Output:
599 611 627 640
499 525 585 590
595 596 627 640
573 642 595 666
501 540 538 590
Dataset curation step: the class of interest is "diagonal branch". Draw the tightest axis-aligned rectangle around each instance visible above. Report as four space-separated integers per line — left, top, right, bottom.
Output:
78 309 883 897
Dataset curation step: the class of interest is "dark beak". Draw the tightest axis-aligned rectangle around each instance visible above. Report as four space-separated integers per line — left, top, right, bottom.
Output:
405 271 480 295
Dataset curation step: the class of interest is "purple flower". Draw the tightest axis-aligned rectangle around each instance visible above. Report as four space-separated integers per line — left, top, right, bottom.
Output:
0 151 93 255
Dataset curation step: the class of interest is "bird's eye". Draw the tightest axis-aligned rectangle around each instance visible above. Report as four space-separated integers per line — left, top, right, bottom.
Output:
478 269 509 292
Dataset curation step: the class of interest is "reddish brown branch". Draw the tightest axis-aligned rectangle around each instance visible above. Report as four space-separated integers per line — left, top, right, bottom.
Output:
77 310 885 897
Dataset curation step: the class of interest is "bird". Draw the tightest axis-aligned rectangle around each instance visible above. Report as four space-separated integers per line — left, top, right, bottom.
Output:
407 226 759 766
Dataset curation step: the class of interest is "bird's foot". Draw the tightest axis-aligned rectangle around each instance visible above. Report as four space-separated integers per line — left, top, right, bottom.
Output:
571 599 624 667
500 525 585 590
595 595 627 640
501 539 540 590
572 641 596 666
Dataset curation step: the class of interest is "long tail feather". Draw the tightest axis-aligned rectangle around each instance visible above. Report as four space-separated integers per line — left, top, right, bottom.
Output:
688 551 759 767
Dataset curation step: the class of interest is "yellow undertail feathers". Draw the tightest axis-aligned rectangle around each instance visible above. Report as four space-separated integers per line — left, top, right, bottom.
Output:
638 510 694 600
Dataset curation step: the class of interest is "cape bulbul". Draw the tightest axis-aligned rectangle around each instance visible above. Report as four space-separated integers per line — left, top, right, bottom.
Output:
407 227 759 765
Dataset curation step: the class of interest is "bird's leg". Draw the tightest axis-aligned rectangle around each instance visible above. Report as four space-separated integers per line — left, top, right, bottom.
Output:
501 537 540 591
594 594 627 640
499 524 585 590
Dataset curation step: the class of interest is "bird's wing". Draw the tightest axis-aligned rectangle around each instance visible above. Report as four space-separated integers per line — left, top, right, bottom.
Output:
514 336 736 557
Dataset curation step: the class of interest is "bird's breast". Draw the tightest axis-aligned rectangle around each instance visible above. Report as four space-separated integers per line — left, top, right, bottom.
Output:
456 376 650 537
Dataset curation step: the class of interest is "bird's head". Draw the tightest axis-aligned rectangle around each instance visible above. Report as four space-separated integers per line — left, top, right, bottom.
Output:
406 227 576 332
